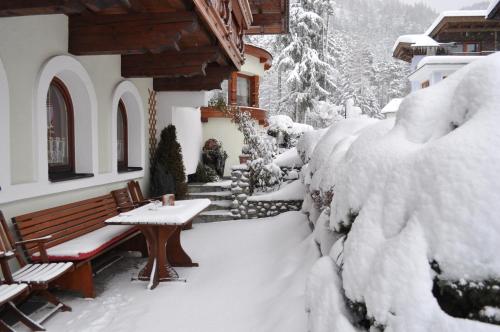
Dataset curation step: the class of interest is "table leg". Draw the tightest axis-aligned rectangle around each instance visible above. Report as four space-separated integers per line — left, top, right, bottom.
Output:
167 226 199 267
138 225 179 290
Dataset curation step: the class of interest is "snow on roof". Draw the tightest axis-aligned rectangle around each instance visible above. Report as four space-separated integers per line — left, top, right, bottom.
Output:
487 0 500 18
416 55 483 70
380 98 403 114
392 34 439 53
425 10 488 36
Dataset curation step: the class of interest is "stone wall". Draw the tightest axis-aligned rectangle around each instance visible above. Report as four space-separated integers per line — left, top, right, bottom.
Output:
230 165 303 219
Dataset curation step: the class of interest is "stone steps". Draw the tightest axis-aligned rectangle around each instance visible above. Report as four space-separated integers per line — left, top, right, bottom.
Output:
187 181 235 223
188 191 232 201
192 210 235 224
187 180 231 193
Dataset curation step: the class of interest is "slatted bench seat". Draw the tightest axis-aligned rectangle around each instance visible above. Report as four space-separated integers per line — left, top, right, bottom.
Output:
12 194 146 298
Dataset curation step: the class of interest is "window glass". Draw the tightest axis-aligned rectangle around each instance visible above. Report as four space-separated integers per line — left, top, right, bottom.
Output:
465 43 479 53
237 76 250 106
117 100 127 170
47 81 71 168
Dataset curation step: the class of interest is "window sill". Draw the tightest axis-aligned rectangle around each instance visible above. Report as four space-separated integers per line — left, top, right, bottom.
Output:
118 167 143 174
49 172 94 183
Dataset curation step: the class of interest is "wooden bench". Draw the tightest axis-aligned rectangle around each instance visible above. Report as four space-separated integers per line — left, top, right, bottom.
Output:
12 194 147 298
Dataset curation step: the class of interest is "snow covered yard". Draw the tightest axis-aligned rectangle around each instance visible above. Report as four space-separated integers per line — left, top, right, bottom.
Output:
23 212 318 332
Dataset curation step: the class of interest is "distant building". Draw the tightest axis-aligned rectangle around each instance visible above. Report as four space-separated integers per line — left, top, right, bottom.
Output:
393 10 500 91
487 0 500 20
381 98 403 119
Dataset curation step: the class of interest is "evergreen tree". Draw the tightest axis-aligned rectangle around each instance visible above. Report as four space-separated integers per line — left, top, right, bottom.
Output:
150 125 188 199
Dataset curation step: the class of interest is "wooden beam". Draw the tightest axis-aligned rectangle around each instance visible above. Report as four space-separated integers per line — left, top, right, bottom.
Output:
0 0 84 16
154 65 234 91
122 47 223 77
0 0 133 16
69 12 199 55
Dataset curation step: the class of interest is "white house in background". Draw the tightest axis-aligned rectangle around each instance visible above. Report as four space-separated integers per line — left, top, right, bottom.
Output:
381 98 403 119
393 10 500 91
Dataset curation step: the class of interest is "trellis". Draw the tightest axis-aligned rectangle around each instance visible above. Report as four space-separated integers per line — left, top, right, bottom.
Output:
148 89 157 164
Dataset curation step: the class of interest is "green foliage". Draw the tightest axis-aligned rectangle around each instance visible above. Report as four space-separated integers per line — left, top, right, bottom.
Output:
150 125 187 199
202 139 228 178
433 275 500 325
192 163 219 183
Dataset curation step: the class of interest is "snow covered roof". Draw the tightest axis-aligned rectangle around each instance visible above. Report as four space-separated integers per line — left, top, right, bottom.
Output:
392 35 439 62
425 10 488 37
392 35 439 53
408 56 483 82
381 98 403 115
416 55 482 70
487 0 500 19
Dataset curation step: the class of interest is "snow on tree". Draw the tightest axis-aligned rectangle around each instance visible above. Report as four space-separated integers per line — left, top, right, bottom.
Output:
250 0 435 126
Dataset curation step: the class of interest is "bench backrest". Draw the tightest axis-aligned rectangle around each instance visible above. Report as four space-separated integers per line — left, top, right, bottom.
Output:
12 194 119 257
128 180 145 204
111 188 134 211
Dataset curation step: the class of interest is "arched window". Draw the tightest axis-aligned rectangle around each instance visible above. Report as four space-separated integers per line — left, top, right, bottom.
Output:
117 99 128 172
46 78 75 180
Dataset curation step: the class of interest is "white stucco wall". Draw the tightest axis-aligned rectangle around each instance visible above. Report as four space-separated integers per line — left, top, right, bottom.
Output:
0 14 153 220
202 118 244 177
240 54 265 77
156 92 209 175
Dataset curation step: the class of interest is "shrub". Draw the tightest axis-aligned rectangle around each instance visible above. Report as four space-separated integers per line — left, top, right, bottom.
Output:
150 125 187 199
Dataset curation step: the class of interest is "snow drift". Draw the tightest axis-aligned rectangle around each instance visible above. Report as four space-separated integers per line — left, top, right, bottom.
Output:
305 53 500 332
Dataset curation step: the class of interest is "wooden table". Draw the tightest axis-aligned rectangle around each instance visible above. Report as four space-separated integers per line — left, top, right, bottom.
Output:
105 199 210 290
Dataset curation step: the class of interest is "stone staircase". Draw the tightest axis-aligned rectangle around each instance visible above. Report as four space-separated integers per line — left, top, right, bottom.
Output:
188 180 235 223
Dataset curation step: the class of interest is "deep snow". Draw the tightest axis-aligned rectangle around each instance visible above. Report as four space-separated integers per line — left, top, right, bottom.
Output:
305 53 500 332
23 212 319 332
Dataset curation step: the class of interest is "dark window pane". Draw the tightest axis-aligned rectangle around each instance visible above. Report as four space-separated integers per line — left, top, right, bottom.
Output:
47 82 70 167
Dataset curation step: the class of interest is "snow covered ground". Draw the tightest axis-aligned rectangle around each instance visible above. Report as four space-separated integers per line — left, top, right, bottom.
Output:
22 212 318 332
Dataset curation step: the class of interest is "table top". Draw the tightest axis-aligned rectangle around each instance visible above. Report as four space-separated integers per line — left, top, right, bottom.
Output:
105 199 211 226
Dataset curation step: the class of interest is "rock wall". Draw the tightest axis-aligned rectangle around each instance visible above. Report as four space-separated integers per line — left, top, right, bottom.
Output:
230 165 303 219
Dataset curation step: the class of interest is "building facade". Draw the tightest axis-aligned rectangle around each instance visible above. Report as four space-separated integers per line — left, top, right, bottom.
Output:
0 1 287 223
393 9 500 92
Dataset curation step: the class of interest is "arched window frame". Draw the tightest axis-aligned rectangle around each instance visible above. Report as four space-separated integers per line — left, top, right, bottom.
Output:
117 99 129 172
47 77 76 178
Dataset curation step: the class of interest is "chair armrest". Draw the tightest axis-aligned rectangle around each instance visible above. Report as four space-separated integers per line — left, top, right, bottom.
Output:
0 251 17 283
15 235 52 246
15 236 52 263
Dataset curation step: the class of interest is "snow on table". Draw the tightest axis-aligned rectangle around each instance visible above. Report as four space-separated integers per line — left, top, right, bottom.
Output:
106 199 211 226
249 180 305 202
30 212 319 332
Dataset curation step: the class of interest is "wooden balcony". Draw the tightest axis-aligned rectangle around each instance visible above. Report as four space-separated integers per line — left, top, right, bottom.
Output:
0 0 287 91
200 106 268 126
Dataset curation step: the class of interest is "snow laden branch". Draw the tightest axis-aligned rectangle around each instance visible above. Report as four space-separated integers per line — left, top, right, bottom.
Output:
233 111 282 192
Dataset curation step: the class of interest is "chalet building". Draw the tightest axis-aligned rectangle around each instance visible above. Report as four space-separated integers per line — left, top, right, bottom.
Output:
488 0 500 20
393 9 500 92
0 2 288 220
198 44 273 176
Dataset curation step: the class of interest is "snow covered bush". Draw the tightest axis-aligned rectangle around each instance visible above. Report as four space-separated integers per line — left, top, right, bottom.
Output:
267 115 313 149
296 128 327 164
305 54 500 332
234 110 282 192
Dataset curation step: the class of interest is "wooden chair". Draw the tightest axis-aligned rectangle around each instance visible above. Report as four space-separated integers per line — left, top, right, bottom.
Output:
111 188 136 212
127 180 156 206
0 283 45 331
0 211 74 327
